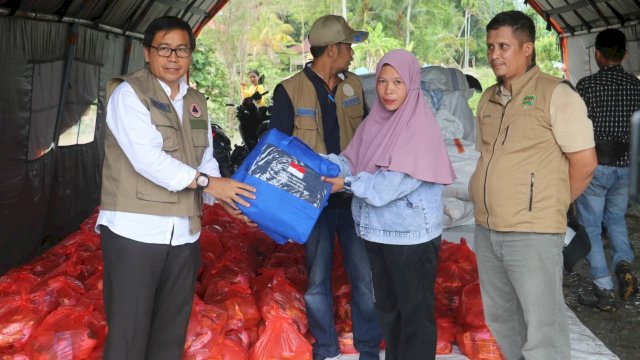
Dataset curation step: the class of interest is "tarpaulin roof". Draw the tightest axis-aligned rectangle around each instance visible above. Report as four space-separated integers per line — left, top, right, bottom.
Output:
525 0 640 36
0 0 228 38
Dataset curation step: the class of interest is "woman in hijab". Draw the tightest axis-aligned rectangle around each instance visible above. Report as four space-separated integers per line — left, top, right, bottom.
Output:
322 49 455 359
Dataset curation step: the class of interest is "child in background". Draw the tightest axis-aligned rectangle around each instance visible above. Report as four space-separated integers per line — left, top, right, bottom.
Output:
322 49 455 359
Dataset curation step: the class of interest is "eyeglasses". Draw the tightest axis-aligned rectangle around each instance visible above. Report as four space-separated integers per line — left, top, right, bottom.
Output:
149 45 192 58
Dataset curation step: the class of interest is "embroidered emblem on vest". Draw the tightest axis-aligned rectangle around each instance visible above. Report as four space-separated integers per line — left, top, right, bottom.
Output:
295 108 317 117
342 96 360 108
522 95 536 109
342 83 355 97
151 98 171 113
190 103 202 118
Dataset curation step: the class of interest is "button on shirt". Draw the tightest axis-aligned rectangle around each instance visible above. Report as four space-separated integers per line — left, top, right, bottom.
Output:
96 79 219 245
576 64 640 167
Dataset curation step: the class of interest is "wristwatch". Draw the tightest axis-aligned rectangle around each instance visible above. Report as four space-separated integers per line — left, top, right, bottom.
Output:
196 173 210 190
343 177 353 194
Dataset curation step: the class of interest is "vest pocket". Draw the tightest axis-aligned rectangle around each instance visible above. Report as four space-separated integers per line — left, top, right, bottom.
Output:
137 175 178 203
294 117 318 150
152 117 180 152
191 129 209 164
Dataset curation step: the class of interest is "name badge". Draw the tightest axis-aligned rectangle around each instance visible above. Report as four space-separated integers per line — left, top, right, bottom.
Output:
342 96 360 108
295 107 317 117
150 98 171 113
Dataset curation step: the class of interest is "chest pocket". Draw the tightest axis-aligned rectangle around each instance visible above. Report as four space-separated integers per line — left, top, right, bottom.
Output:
294 110 320 151
190 118 209 165
151 115 180 152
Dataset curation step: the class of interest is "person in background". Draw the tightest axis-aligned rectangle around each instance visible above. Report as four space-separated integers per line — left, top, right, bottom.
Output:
576 28 640 311
241 69 267 107
323 49 456 360
97 16 255 360
269 14 382 360
469 11 597 360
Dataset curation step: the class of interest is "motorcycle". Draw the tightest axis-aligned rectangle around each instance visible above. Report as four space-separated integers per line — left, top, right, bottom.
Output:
211 91 271 178
210 123 236 178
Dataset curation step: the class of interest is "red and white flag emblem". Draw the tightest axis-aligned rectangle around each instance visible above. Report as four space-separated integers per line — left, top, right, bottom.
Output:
190 103 202 118
287 162 305 179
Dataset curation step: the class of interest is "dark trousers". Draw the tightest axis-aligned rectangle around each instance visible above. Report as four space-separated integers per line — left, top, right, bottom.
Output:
365 237 441 360
100 226 200 360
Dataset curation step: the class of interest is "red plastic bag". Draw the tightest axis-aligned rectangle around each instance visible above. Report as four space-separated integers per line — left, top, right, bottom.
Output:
25 306 103 360
0 270 40 297
183 297 230 358
456 282 486 329
257 273 307 334
471 328 504 360
0 295 41 354
249 317 312 360
436 316 455 354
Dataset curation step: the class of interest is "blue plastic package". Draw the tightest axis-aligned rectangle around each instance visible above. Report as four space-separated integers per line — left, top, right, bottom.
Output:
231 129 340 244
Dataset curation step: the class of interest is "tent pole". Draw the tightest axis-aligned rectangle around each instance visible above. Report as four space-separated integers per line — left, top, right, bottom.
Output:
52 22 78 150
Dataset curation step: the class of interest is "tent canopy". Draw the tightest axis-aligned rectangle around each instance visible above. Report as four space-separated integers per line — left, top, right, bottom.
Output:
0 0 228 37
525 0 640 35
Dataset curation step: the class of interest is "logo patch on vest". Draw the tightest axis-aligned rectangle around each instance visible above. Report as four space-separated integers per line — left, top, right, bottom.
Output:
190 103 202 118
342 84 355 97
342 96 360 108
151 98 171 113
522 95 536 109
295 107 317 117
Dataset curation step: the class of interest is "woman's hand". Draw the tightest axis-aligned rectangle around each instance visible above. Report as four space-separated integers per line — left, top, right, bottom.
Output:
322 176 344 194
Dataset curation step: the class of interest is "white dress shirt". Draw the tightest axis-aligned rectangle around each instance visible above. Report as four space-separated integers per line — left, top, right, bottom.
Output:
96 78 219 245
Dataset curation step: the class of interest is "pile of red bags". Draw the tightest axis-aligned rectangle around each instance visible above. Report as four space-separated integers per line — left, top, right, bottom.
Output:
1 203 504 359
435 239 504 360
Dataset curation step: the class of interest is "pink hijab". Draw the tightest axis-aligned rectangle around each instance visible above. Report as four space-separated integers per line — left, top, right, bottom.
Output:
341 49 455 184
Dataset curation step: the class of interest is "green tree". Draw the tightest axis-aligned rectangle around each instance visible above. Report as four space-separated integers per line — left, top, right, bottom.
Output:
352 22 404 72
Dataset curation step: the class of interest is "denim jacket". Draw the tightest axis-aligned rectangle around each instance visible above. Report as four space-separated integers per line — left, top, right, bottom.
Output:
325 154 443 245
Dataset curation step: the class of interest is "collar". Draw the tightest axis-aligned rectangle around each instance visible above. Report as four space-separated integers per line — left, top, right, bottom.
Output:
491 65 541 103
304 61 347 83
156 77 189 101
599 64 624 73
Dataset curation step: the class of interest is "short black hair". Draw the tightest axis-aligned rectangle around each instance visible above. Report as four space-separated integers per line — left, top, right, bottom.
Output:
249 69 260 77
595 28 626 61
310 45 329 58
143 16 196 51
486 10 536 44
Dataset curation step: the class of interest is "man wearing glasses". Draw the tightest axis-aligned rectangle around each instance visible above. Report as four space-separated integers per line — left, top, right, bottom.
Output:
97 16 254 359
270 15 382 360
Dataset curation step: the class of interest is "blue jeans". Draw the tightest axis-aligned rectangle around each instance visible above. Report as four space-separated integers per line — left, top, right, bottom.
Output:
576 165 633 290
304 206 382 360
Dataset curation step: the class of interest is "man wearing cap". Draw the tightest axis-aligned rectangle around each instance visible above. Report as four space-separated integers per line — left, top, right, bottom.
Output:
270 14 382 360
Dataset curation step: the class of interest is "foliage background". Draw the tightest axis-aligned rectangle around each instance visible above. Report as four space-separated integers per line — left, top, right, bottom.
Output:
190 0 563 142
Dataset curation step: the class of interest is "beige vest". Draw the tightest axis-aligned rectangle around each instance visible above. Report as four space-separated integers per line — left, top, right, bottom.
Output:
281 70 365 153
101 69 209 234
469 66 570 233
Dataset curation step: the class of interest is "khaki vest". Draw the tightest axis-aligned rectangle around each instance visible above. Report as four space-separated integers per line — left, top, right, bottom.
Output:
101 68 209 234
281 70 365 153
469 66 570 233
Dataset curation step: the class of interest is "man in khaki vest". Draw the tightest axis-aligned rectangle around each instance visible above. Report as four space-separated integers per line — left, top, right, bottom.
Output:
469 11 597 360
270 15 382 360
97 16 254 360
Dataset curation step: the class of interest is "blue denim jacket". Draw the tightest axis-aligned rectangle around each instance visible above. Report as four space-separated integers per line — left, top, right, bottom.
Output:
325 154 443 245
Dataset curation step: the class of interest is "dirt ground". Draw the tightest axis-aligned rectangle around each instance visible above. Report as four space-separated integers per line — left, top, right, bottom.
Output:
563 202 640 360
